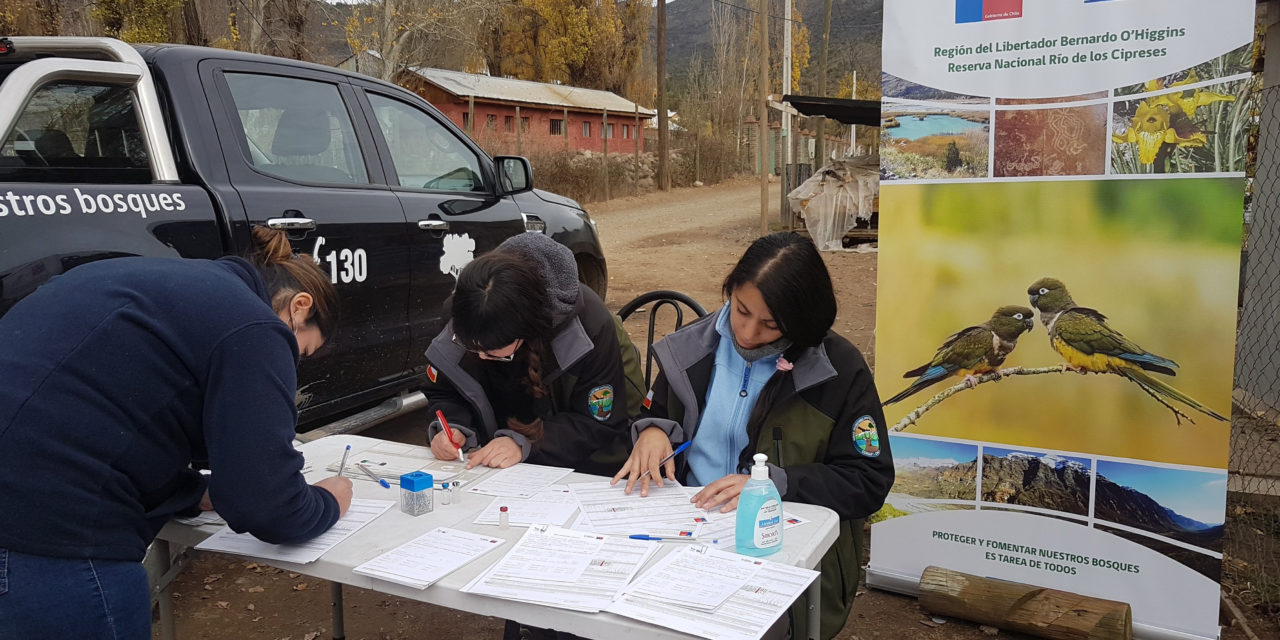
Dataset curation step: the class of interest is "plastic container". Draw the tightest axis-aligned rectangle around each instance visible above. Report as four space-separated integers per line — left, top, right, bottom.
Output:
400 471 434 516
735 453 783 556
440 480 452 505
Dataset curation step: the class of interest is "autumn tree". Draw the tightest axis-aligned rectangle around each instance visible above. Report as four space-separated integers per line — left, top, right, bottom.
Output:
93 0 183 42
342 0 501 82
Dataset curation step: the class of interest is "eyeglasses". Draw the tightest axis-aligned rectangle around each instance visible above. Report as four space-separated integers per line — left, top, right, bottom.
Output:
452 334 522 362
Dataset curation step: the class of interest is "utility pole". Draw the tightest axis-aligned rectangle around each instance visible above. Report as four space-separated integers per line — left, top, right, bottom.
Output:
657 0 670 191
783 0 792 165
758 0 769 236
815 0 833 167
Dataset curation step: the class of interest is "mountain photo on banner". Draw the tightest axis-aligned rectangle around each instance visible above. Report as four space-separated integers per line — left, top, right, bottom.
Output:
875 177 1241 468
878 435 979 522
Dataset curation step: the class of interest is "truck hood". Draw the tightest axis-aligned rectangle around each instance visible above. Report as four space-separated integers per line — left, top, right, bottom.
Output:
514 188 585 213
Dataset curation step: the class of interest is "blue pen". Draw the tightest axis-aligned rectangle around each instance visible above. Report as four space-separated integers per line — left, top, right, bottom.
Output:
355 463 392 489
629 534 699 542
637 441 692 481
336 444 352 477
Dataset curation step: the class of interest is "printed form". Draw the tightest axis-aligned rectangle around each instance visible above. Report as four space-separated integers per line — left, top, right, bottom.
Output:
570 481 704 537
472 486 578 528
608 560 820 640
619 545 763 611
353 527 506 589
464 463 573 499
462 525 659 612
194 499 394 564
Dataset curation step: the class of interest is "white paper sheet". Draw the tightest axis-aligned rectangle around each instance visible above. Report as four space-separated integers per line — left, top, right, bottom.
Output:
463 525 659 612
464 463 573 499
194 499 393 564
608 559 820 640
619 545 763 611
472 486 578 527
692 506 809 549
570 481 704 536
174 510 226 527
352 527 506 589
321 442 491 488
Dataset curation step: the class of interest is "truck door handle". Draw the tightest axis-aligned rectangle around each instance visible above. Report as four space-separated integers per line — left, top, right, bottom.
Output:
417 219 450 232
266 217 316 231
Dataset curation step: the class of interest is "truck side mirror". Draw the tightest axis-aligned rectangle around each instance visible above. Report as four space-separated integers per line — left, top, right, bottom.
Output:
494 156 533 195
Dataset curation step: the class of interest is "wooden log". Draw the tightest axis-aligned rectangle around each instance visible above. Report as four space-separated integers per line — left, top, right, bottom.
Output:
918 566 1132 640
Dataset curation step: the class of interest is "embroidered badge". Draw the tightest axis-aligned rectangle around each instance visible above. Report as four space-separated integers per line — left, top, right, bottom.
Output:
852 415 881 458
588 385 615 421
426 364 438 383
642 389 654 410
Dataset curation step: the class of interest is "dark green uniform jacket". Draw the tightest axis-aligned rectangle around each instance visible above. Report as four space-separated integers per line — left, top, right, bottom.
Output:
422 282 631 476
634 309 894 640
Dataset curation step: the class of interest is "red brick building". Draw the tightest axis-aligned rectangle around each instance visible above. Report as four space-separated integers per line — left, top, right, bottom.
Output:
394 67 654 156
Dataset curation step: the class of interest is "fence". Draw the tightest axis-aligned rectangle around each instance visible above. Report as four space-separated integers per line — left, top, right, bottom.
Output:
1228 81 1280 629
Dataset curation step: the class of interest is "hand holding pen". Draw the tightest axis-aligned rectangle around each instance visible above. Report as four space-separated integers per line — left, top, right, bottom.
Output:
612 431 690 496
433 410 467 463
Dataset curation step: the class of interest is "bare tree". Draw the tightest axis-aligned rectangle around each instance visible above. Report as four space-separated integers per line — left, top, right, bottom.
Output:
344 0 501 82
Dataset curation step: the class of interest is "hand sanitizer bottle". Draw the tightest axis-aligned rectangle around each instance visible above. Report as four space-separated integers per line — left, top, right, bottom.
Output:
736 453 783 556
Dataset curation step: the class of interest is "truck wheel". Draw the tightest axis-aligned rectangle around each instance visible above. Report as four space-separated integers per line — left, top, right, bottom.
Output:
577 255 607 299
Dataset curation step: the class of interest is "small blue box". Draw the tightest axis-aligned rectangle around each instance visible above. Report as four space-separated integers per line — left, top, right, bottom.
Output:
400 471 434 491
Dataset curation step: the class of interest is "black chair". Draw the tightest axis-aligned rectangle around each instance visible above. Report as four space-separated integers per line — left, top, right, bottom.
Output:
618 290 708 388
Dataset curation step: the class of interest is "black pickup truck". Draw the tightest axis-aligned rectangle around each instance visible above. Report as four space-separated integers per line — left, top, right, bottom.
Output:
0 37 608 432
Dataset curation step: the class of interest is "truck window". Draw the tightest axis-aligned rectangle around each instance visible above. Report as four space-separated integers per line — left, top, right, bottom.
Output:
366 94 485 193
0 82 150 184
222 73 368 186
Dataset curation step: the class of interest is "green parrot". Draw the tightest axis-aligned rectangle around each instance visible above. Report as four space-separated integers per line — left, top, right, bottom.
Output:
1026 277 1225 423
883 305 1035 406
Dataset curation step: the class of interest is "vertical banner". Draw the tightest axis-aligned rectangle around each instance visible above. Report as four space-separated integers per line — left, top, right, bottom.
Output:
869 2 1253 639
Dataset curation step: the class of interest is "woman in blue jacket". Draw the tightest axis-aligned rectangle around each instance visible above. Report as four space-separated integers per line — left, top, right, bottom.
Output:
0 227 353 639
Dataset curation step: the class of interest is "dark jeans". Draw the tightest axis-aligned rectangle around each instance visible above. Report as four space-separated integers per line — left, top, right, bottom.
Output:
0 547 150 640
503 620 586 640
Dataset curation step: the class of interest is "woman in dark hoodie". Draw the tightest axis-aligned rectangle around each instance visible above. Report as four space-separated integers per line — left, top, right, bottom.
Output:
422 232 631 476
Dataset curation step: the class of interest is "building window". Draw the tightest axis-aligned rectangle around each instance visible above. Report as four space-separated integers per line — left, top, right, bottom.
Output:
504 115 514 132
521 116 530 132
622 124 630 139
606 123 614 139
462 112 470 129
485 114 496 130
582 121 591 137
550 118 563 135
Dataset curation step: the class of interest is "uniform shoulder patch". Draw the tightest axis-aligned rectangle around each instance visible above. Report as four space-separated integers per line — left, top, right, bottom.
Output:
852 415 881 458
588 385 615 421
426 364 438 383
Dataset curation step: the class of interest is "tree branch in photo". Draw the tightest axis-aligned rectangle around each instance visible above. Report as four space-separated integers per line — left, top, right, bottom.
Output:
890 365 1072 432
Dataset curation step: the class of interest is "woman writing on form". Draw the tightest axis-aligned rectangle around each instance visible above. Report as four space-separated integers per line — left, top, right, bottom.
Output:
612 232 895 640
0 227 353 639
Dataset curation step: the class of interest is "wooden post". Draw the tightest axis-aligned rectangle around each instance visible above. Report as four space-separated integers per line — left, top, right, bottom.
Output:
602 108 610 200
656 0 669 191
758 0 769 236
918 566 1132 640
515 105 522 155
467 95 475 137
634 104 641 196
564 106 570 151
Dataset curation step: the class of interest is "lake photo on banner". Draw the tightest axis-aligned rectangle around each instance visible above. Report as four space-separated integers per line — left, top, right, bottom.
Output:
885 114 987 140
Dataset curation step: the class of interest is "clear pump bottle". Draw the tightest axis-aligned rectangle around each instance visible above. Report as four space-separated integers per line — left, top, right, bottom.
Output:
735 453 783 556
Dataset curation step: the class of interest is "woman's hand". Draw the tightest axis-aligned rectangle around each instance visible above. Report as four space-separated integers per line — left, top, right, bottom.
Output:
314 475 354 516
610 427 676 496
198 489 214 511
466 436 522 469
430 427 466 461
691 474 750 513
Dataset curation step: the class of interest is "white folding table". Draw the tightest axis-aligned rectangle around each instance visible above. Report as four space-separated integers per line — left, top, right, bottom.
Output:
153 434 840 639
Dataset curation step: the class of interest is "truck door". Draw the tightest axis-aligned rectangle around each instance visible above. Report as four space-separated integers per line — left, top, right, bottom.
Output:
201 61 412 417
350 84 526 365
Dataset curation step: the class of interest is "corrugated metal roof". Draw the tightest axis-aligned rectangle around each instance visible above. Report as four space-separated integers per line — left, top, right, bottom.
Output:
408 66 655 117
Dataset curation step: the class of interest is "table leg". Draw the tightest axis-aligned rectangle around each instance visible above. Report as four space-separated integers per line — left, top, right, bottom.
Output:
331 581 346 640
805 578 820 640
153 539 177 640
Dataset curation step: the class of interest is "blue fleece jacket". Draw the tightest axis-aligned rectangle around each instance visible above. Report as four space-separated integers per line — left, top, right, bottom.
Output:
0 257 339 562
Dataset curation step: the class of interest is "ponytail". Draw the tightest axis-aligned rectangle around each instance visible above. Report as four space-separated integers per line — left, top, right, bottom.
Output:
248 226 339 337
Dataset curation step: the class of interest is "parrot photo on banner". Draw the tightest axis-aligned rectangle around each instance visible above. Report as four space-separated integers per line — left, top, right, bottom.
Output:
1027 277 1226 423
883 305 1035 406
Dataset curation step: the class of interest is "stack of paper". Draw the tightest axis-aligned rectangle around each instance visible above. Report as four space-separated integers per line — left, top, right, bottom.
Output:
464 463 574 499
472 486 579 528
194 499 394 564
569 481 705 538
462 524 659 612
353 527 506 589
175 510 226 527
607 546 820 640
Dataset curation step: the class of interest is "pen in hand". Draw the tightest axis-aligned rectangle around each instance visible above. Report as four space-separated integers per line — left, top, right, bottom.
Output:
336 444 352 477
355 463 392 489
638 441 692 481
436 409 466 463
